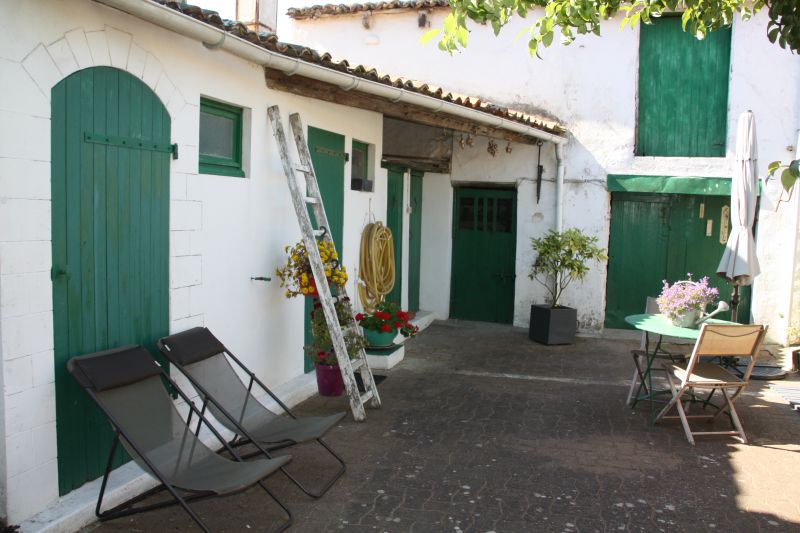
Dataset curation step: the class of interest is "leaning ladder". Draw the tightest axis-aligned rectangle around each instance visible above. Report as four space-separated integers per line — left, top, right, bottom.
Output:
267 106 381 422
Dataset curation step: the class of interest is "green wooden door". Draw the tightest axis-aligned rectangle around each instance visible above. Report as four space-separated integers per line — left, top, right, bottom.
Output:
304 127 345 372
450 187 517 323
385 167 404 306
51 67 170 494
408 171 423 312
637 17 731 157
605 192 751 329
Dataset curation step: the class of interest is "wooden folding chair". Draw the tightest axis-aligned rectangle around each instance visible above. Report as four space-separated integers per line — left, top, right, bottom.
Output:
654 323 767 444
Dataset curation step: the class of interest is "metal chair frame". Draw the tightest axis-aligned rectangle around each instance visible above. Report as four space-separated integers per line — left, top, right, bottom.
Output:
157 334 346 499
69 350 293 533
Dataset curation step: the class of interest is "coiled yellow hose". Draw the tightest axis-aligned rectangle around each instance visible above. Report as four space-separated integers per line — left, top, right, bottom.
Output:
358 222 395 312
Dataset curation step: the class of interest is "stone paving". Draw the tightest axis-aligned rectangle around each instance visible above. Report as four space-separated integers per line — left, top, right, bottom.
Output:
84 321 800 532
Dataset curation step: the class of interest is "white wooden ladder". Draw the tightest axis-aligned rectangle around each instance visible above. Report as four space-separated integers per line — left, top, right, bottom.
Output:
267 105 381 421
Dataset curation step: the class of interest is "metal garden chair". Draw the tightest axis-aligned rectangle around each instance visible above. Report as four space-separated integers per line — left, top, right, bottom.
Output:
654 323 767 444
626 297 691 406
67 345 293 533
157 327 346 498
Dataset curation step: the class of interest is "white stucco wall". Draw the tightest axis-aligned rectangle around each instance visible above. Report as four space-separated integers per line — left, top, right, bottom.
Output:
279 6 800 340
0 0 386 523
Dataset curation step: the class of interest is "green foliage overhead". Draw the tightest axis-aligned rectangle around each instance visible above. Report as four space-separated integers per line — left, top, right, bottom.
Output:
529 228 607 307
422 1 800 57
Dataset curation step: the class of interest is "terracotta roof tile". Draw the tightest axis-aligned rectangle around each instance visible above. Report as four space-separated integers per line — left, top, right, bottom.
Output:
286 1 451 20
156 1 565 136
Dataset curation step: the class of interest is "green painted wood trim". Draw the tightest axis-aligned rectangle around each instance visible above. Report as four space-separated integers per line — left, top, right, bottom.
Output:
606 175 762 196
199 97 244 177
637 17 731 157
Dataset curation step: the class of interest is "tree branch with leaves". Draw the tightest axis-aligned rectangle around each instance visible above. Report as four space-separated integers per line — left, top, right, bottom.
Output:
424 1 800 57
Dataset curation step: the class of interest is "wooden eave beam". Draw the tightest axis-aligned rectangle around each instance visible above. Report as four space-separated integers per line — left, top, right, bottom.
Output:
265 68 542 145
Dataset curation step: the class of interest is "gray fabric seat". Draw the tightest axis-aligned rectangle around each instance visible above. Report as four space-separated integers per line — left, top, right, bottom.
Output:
158 327 347 498
68 345 292 532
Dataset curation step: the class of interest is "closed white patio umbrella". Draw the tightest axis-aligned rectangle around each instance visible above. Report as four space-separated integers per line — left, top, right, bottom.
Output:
717 110 760 322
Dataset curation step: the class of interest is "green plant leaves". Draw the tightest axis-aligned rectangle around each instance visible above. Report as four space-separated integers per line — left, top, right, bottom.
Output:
423 0 799 58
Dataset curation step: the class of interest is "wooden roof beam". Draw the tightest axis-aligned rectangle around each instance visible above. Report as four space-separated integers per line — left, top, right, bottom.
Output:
264 68 540 145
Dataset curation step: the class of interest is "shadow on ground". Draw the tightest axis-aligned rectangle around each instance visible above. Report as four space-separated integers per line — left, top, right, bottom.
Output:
84 321 800 532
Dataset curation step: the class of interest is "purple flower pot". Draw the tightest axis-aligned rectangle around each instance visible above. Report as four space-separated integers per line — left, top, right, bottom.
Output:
315 363 344 397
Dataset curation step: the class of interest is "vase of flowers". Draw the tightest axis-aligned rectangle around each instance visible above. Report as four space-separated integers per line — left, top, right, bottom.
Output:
657 275 719 328
356 301 418 348
275 239 347 298
306 297 365 396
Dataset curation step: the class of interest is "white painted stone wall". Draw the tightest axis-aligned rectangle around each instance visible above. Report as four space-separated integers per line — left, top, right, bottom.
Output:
0 0 387 523
279 6 800 340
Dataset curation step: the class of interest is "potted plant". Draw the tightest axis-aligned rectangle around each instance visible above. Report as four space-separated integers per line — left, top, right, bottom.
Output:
306 297 365 396
355 300 419 348
528 228 607 345
656 275 720 328
275 239 348 298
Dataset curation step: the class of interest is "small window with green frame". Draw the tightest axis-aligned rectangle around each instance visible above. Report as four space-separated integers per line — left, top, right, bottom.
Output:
199 97 244 177
351 140 373 191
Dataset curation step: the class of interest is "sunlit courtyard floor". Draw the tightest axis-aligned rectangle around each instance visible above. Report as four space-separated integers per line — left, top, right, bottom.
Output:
85 321 800 532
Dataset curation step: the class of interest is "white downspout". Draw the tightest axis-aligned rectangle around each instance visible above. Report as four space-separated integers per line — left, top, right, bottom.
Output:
555 142 565 232
94 0 568 147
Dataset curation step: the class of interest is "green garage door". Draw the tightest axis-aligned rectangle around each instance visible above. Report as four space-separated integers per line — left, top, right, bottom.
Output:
605 192 751 329
51 67 170 494
450 187 517 323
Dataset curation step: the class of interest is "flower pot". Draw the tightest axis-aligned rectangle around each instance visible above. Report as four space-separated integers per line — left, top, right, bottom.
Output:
314 363 344 397
529 304 577 345
363 328 396 348
671 309 702 328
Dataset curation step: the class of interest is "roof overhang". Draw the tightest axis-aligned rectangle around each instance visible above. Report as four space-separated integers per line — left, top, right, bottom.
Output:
94 0 568 146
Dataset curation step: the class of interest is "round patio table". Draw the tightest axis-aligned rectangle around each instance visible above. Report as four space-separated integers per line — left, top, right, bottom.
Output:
624 313 736 421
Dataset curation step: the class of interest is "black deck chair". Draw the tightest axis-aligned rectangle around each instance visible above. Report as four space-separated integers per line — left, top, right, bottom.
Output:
67 345 293 533
157 327 346 498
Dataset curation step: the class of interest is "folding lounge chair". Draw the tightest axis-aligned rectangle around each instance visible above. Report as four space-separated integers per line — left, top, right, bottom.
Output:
158 327 346 498
654 323 767 445
67 345 293 532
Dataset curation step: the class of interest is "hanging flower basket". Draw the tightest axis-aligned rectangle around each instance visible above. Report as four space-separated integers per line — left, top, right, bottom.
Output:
275 239 347 298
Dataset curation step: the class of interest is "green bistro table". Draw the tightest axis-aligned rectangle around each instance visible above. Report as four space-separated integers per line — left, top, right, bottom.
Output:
624 313 736 422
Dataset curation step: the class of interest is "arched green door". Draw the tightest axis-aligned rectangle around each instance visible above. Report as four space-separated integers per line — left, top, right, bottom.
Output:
51 67 170 494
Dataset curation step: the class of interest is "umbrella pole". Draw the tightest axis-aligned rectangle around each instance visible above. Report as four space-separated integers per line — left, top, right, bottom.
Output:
730 285 740 323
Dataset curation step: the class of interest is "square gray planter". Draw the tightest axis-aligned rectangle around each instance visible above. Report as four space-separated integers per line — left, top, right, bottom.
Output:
529 304 577 345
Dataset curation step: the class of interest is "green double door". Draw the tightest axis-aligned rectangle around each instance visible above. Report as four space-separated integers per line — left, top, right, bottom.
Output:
304 126 345 372
385 168 423 312
605 192 751 329
450 187 517 323
51 67 170 494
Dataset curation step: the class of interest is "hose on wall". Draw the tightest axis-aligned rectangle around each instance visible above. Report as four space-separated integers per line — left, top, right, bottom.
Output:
358 222 395 312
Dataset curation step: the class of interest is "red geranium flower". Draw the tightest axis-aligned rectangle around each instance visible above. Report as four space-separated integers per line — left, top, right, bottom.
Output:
394 322 403 329
380 323 391 332
355 313 364 321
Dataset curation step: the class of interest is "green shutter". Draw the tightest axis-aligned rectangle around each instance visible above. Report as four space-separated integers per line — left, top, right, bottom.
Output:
304 127 345 372
408 172 423 313
637 17 731 157
385 168 404 306
52 67 170 494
